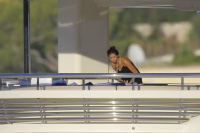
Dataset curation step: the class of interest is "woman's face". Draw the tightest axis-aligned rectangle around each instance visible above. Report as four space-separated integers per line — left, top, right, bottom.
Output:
109 53 118 63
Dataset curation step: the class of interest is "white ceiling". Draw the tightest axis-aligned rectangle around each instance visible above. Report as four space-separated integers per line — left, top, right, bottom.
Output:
95 0 200 11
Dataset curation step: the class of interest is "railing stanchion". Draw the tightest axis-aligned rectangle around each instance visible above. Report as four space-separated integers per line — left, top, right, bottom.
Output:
83 78 85 90
132 78 135 90
37 78 39 90
138 85 140 90
0 78 2 91
181 77 184 90
187 86 190 90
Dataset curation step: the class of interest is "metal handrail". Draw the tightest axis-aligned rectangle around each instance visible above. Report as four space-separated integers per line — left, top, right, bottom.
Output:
1 73 200 78
1 73 200 90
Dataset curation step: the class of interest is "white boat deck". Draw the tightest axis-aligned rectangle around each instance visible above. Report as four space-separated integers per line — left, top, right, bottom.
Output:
0 73 200 132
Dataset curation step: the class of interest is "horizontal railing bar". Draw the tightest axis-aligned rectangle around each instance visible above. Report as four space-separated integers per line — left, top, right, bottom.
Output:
0 118 189 122
0 112 199 116
1 101 200 105
1 73 200 79
1 106 200 111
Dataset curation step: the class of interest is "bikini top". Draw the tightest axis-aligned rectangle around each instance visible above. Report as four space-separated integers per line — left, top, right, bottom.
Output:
118 62 140 73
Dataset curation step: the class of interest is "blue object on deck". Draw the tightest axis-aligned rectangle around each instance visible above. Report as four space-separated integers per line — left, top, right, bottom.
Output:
111 82 125 86
52 78 67 86
19 79 31 86
84 82 93 86
143 83 168 86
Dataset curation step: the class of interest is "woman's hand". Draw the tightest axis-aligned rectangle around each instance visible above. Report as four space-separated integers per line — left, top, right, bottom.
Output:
118 78 123 83
123 80 129 84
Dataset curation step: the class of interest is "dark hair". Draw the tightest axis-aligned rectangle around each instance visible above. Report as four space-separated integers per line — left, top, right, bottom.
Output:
107 46 119 57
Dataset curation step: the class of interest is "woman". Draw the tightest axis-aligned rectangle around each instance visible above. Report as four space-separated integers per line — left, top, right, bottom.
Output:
107 46 143 84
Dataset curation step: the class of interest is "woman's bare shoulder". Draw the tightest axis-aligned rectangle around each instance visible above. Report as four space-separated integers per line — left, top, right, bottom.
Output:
121 57 131 63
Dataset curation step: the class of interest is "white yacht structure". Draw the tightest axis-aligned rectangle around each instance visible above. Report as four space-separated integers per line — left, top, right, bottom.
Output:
1 0 200 133
1 73 200 133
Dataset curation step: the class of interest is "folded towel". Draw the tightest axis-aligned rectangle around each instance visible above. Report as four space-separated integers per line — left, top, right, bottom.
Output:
19 78 67 86
31 78 52 86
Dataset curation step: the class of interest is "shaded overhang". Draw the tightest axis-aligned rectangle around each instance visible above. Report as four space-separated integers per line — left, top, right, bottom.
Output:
94 0 200 11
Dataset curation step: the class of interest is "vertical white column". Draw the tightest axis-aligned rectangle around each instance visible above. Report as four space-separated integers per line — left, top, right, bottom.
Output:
58 0 81 73
58 0 109 77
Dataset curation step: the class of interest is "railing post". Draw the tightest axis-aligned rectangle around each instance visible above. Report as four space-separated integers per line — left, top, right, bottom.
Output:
0 78 2 91
181 77 184 90
187 86 190 90
132 78 135 90
83 78 85 90
23 0 31 73
138 85 140 90
37 78 39 90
